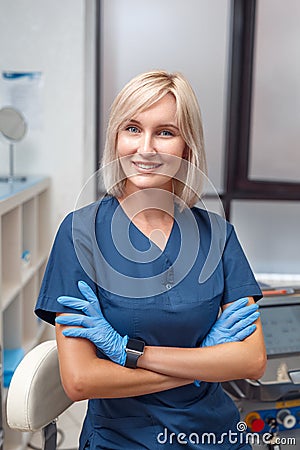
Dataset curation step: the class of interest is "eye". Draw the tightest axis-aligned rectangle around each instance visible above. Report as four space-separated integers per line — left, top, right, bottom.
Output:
159 130 174 137
126 126 140 133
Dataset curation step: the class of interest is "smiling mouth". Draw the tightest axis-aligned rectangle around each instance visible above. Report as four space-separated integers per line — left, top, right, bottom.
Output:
133 161 162 170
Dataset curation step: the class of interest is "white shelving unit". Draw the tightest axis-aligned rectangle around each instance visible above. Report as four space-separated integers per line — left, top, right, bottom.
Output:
0 177 51 450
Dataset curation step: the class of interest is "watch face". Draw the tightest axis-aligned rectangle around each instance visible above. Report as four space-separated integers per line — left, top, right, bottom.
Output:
128 338 145 353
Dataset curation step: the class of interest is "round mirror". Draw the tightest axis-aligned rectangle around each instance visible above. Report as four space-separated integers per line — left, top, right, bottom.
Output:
0 106 28 183
0 106 27 142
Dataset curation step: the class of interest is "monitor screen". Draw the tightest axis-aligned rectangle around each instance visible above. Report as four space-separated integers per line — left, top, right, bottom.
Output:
260 305 300 356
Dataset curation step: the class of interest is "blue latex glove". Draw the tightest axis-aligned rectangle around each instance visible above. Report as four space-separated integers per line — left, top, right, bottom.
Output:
202 297 259 347
194 297 260 386
55 281 129 366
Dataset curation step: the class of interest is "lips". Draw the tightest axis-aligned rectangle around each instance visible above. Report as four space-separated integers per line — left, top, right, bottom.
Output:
132 161 162 171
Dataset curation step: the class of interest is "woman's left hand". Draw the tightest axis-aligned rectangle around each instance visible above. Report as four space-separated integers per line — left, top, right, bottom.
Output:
194 298 260 387
55 281 129 365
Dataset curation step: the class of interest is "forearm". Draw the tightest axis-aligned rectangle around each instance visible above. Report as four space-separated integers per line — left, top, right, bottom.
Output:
56 296 266 395
74 357 192 400
138 298 266 382
56 325 193 401
138 340 266 382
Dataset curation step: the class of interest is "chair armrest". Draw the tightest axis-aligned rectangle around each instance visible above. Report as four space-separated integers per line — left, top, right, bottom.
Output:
6 340 73 432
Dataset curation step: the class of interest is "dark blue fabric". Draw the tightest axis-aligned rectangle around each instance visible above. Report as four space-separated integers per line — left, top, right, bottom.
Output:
35 196 261 449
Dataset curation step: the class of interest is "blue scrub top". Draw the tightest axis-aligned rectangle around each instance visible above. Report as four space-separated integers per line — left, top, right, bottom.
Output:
35 196 262 449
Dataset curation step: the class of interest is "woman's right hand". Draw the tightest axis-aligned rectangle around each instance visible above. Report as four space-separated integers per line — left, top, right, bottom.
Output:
55 281 129 366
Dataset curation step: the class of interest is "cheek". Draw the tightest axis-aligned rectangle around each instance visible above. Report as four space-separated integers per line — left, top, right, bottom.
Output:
177 139 187 157
116 135 134 157
161 136 186 157
175 144 186 158
160 138 186 158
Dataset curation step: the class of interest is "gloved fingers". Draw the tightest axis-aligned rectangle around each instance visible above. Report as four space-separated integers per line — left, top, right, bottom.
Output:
221 303 259 328
234 324 257 341
219 298 249 321
230 310 260 335
55 314 94 328
57 295 99 317
201 329 231 347
227 304 259 327
78 281 100 310
62 327 92 340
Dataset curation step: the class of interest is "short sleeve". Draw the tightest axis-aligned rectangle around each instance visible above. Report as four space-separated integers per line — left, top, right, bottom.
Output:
221 225 262 305
35 212 98 325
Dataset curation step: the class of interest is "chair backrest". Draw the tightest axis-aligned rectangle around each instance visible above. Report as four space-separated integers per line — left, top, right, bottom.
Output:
6 340 73 432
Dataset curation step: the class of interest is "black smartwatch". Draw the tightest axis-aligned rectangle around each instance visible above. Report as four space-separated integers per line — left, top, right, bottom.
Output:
125 338 145 369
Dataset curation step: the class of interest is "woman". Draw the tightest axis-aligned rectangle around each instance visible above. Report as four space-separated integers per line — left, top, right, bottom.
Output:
35 71 266 449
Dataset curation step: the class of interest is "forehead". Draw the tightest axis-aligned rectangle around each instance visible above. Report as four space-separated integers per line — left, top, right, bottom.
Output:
132 93 177 123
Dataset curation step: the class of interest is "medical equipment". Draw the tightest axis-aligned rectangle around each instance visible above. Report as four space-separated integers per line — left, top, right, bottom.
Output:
223 290 300 449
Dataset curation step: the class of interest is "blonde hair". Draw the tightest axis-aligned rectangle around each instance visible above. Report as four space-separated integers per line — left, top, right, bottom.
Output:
101 70 207 207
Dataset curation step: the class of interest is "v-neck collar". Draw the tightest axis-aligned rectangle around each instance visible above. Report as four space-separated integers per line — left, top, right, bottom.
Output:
113 196 178 255
130 213 176 254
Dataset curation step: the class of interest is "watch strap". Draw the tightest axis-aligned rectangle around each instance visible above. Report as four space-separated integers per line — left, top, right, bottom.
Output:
125 351 140 369
125 338 145 369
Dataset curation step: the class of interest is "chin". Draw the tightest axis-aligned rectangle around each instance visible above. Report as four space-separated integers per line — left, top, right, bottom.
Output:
128 176 172 192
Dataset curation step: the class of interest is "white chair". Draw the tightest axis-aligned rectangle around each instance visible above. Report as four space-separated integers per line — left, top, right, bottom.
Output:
6 340 73 450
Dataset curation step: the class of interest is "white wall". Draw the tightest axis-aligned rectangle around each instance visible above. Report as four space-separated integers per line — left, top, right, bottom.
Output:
101 0 230 193
0 0 96 237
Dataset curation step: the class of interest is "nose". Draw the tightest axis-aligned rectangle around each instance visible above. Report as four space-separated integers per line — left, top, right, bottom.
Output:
137 132 156 154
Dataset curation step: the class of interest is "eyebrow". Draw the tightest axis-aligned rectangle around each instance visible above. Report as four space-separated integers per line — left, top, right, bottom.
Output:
128 119 179 131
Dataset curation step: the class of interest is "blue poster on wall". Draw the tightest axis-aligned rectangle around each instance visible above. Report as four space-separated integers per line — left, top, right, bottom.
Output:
1 71 43 131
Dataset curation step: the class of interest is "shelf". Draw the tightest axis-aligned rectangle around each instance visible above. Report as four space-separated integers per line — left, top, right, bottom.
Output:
21 264 36 287
3 294 22 349
0 177 51 450
0 176 49 204
22 254 47 280
3 347 25 388
22 274 48 353
1 282 21 311
23 321 47 354
37 258 47 285
22 197 37 267
37 189 50 260
22 276 38 345
1 207 21 299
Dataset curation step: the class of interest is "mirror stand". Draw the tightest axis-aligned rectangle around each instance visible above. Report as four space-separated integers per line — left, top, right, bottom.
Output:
0 143 27 183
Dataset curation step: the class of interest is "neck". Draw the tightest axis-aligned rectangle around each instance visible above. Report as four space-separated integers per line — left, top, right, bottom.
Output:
117 186 174 224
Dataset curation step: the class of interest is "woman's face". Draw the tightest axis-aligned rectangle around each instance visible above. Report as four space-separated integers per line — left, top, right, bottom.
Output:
116 93 186 195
